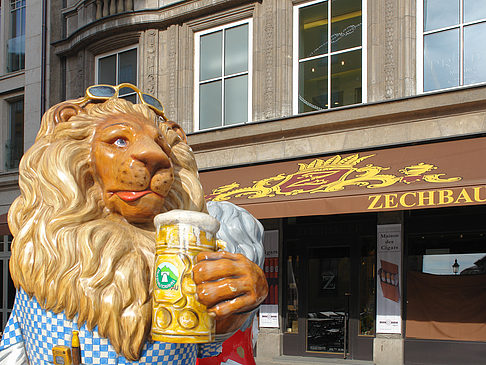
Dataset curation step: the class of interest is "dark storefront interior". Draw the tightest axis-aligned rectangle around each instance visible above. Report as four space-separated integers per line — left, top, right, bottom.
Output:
404 205 486 365
279 213 377 361
266 204 486 363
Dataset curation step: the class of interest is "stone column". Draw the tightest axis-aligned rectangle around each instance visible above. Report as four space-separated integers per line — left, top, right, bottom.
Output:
141 29 159 98
368 0 416 102
253 0 293 122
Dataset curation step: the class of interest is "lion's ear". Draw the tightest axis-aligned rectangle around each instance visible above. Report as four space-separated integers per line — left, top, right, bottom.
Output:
163 121 187 143
54 103 84 125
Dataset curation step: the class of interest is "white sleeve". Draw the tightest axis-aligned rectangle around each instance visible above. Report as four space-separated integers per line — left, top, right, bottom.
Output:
206 201 265 268
0 343 29 365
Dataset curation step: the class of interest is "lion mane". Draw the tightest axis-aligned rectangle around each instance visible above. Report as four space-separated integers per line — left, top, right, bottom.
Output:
8 98 206 360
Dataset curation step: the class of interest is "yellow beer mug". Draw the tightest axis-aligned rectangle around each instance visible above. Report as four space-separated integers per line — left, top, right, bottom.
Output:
152 210 221 343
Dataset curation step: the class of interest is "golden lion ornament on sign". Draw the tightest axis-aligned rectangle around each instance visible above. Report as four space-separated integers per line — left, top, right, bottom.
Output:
0 84 267 365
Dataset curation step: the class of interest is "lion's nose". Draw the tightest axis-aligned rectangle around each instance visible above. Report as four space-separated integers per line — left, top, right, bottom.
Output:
131 139 171 173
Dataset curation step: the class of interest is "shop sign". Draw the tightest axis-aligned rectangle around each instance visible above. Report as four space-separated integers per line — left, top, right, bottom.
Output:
376 224 402 334
259 305 279 328
200 137 486 218
205 154 461 201
367 186 486 210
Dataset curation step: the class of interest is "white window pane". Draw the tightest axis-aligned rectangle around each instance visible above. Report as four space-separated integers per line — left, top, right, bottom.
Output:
464 0 486 23
118 49 137 89
464 22 486 85
224 75 248 125
299 57 328 113
200 81 222 129
98 55 117 85
299 1 328 59
224 24 248 76
200 31 222 81
424 29 460 91
424 0 459 31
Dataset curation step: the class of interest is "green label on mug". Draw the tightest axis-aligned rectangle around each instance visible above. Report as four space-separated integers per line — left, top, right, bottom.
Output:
156 262 179 290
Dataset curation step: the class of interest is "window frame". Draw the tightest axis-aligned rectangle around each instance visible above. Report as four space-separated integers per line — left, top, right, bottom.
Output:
194 18 253 132
292 0 367 114
94 45 139 99
417 0 486 93
1 94 23 172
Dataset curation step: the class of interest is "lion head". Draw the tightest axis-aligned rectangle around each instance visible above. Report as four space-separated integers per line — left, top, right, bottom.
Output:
8 97 206 360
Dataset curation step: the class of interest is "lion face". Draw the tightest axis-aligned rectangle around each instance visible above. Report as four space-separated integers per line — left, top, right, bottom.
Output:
91 112 175 224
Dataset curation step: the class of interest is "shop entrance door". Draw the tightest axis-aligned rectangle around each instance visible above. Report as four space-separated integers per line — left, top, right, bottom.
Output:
282 214 376 361
306 246 351 354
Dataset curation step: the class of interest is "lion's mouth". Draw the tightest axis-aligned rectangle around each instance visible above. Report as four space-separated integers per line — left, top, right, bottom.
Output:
115 190 155 202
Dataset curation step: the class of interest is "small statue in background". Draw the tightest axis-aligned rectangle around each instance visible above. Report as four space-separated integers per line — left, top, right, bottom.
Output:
0 84 267 364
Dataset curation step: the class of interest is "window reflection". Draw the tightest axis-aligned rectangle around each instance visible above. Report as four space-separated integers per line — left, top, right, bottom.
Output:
7 0 25 72
424 0 459 31
297 0 362 113
5 99 23 170
408 232 486 276
359 240 375 336
422 0 486 91
423 29 460 91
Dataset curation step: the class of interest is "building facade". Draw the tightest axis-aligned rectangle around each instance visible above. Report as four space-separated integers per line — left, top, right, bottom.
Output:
0 0 47 330
1 0 486 364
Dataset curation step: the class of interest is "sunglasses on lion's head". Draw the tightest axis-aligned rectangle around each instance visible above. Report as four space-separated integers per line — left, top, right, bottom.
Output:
83 83 168 121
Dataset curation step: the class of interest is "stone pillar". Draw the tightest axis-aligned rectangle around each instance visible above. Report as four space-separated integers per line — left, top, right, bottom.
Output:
158 25 183 128
368 0 416 102
252 0 293 122
374 334 404 365
141 29 159 98
256 328 280 360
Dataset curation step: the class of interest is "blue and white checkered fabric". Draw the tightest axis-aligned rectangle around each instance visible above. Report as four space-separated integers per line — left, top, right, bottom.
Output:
0 289 222 365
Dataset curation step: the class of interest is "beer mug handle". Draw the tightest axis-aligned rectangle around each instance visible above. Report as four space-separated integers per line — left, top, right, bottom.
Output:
216 239 227 251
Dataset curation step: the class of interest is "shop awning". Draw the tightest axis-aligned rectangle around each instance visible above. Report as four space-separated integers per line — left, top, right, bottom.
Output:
200 137 486 219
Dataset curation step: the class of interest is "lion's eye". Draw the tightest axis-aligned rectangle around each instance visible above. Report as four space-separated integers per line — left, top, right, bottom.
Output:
113 138 128 148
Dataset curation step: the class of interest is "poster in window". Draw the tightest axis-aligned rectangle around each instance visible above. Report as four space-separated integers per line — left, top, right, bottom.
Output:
376 224 402 334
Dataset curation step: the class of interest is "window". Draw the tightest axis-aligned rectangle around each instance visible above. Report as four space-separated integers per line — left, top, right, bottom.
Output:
4 98 23 170
7 0 25 72
195 19 252 131
418 0 486 92
0 234 15 330
95 47 138 103
294 0 365 113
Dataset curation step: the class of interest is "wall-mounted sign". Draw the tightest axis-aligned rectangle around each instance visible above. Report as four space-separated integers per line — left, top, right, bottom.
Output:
376 224 402 334
259 304 279 328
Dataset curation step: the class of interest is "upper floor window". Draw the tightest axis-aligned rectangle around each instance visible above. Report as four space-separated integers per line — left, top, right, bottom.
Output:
194 19 252 131
4 98 23 170
7 0 25 73
95 47 138 103
418 0 486 92
294 0 365 114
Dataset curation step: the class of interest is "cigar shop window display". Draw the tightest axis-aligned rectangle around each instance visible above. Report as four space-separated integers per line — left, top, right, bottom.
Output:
0 84 267 365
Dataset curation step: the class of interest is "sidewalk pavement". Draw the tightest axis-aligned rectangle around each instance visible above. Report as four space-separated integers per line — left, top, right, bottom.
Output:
255 355 375 365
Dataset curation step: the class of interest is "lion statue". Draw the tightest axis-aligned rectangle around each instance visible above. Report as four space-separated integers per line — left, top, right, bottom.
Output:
0 88 267 365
